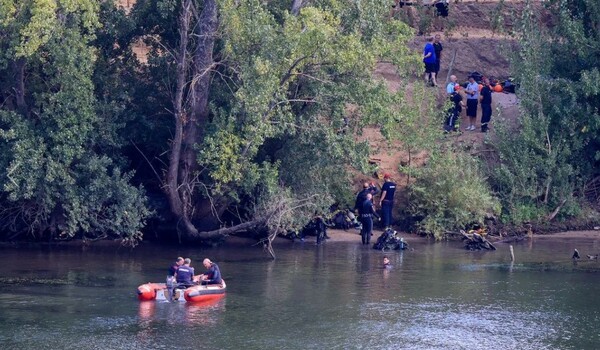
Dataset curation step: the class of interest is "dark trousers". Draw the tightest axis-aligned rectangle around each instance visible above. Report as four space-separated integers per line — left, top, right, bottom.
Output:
316 228 325 244
360 216 373 245
381 200 393 227
466 99 478 118
481 103 492 131
444 108 458 131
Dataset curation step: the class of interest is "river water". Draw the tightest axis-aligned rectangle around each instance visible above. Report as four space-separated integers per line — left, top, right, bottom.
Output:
0 234 599 350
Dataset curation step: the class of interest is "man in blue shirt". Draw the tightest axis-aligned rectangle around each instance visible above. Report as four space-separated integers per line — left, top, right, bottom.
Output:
446 75 457 94
379 174 397 229
423 37 437 87
176 258 195 287
465 75 479 131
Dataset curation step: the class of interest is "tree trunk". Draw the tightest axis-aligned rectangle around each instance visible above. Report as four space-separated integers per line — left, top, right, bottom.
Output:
166 0 194 232
195 218 265 240
166 0 219 239
13 57 27 116
291 0 303 16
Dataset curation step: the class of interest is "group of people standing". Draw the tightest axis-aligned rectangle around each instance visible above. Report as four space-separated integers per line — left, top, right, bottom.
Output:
166 257 222 300
423 35 494 133
354 174 397 245
445 74 493 133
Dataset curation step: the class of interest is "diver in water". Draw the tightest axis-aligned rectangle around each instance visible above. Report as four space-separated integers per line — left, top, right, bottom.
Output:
383 256 392 269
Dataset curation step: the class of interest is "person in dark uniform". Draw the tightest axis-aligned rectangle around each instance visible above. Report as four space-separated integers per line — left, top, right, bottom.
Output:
379 174 396 229
166 257 184 301
360 193 380 245
313 215 330 245
433 34 443 82
479 77 493 132
199 258 223 285
354 182 378 214
176 258 195 288
445 84 465 132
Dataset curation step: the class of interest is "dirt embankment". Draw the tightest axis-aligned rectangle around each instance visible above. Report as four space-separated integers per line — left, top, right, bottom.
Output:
357 1 532 188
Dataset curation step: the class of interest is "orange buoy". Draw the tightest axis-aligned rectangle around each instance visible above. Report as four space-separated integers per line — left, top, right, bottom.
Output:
494 84 503 92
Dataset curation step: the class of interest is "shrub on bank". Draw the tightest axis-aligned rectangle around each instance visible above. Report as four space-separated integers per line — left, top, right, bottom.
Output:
407 151 500 240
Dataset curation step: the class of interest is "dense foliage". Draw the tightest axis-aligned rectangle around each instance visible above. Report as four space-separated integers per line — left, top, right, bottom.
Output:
408 151 500 239
0 0 150 243
489 0 600 223
1 0 598 245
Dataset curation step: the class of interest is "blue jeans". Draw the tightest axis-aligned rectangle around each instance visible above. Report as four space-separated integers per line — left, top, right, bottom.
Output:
381 200 393 227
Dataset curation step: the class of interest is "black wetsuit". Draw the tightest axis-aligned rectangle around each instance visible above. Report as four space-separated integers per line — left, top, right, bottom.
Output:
354 185 378 213
360 199 380 245
202 263 222 285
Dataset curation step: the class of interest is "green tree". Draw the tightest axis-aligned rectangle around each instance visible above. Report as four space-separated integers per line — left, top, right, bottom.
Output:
129 0 418 249
0 0 150 243
489 0 600 223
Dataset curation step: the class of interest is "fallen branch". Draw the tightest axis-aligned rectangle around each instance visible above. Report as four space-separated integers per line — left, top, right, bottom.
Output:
194 219 265 240
461 230 497 251
546 199 567 221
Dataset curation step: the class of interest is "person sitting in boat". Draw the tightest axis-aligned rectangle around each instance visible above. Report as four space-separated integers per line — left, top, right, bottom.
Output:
166 257 184 300
199 258 222 285
176 258 195 288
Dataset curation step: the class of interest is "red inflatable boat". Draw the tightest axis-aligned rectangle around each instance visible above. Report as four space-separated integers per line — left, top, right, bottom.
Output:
137 280 226 302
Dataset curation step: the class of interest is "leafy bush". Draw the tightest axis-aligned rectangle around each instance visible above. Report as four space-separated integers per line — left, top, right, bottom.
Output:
407 151 500 239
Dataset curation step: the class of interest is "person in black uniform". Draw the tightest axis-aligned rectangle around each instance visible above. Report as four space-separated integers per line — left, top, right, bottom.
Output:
360 193 380 245
166 257 184 301
354 182 378 214
445 85 465 132
433 34 443 83
480 77 493 132
379 174 396 229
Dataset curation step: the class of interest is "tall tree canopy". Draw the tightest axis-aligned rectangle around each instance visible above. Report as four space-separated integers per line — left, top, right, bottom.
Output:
127 0 418 245
0 0 150 243
491 0 600 222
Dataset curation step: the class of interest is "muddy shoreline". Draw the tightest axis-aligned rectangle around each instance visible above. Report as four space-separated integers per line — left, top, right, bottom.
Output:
1 224 599 248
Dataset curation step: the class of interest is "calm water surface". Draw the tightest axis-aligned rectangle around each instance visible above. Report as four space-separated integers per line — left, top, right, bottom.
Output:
1 234 599 350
